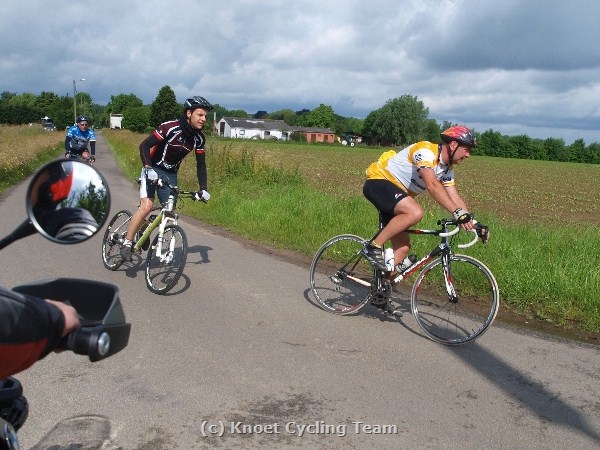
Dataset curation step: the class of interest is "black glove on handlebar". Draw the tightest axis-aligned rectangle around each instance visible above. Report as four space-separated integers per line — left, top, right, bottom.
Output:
475 223 490 244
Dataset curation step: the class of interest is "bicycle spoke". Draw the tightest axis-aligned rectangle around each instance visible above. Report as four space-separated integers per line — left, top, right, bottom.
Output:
101 210 132 271
145 225 187 294
411 254 499 345
310 235 373 315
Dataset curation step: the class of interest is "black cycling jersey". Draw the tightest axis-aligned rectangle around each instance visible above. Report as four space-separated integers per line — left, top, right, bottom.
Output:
140 115 208 190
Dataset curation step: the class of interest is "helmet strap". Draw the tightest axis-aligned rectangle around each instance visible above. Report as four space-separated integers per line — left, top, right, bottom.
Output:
447 142 459 165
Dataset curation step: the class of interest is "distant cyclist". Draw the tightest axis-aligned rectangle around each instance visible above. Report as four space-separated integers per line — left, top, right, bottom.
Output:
65 115 96 163
120 96 213 261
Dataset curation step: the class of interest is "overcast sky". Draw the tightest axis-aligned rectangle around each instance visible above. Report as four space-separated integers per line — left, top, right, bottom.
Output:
2 0 599 144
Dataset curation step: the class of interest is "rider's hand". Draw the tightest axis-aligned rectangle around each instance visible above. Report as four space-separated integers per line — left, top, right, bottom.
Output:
194 190 210 202
144 167 158 182
45 300 81 338
475 223 491 244
453 207 473 224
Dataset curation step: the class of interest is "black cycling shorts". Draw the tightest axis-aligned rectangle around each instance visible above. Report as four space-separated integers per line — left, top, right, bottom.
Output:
363 179 409 226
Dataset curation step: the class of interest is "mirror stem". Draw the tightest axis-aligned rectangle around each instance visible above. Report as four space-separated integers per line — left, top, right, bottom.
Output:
0 220 37 250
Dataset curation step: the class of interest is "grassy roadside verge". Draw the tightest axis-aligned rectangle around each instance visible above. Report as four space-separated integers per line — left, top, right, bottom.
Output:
102 130 600 340
0 125 64 195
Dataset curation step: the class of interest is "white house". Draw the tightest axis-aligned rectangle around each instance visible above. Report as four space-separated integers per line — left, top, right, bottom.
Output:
217 117 292 140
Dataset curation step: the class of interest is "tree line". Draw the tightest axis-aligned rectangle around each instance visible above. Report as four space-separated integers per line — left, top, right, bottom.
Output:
1 87 598 164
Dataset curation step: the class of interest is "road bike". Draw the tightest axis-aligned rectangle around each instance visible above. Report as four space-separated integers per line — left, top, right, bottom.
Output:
309 217 499 345
101 179 202 294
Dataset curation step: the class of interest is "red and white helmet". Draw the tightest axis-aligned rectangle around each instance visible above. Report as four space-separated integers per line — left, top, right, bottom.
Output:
440 125 477 147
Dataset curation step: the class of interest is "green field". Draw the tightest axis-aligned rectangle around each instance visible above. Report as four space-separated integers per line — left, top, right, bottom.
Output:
2 126 598 340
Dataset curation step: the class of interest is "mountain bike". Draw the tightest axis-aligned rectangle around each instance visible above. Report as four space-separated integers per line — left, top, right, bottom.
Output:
309 218 499 345
65 149 95 164
101 179 203 294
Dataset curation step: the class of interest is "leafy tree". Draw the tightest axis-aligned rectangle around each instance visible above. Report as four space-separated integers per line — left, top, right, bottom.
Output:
150 85 180 127
0 91 16 103
49 96 76 130
105 94 144 131
478 129 503 157
364 95 429 146
301 104 335 128
268 109 299 125
122 105 150 133
75 182 109 222
38 92 60 114
511 135 533 159
499 137 518 158
543 137 565 161
423 119 441 144
361 110 379 144
106 94 143 115
227 109 249 118
331 115 364 136
570 139 587 163
587 143 600 164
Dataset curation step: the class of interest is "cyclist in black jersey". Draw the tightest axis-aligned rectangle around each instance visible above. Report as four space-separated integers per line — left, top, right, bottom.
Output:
120 96 213 261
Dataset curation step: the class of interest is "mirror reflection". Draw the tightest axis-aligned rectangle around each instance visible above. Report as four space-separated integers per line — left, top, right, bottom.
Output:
27 159 110 243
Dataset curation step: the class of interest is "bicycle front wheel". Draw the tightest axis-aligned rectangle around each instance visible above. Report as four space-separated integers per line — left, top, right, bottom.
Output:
411 254 499 345
101 210 132 270
309 234 373 315
145 224 188 294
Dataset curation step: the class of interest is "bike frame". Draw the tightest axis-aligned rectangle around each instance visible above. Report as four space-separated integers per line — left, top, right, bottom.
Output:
132 195 178 261
347 221 475 300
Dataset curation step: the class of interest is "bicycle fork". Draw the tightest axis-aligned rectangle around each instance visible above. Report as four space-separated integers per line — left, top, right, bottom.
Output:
153 219 177 264
441 253 459 303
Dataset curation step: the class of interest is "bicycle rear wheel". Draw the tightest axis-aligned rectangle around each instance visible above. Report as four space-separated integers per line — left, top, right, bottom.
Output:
145 224 188 294
411 254 499 345
101 210 132 270
310 234 373 315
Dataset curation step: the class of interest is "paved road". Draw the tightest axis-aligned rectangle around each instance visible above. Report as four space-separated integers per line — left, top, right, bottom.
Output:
2 134 599 449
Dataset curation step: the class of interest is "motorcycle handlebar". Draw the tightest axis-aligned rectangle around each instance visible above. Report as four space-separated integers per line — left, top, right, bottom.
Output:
12 278 131 362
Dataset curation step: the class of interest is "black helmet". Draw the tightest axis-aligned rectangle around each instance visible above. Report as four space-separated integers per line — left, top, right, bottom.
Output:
76 115 89 123
440 125 476 147
184 96 213 112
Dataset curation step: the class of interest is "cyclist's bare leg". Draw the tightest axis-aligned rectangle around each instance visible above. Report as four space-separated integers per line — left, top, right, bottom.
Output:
390 232 411 267
373 196 423 248
125 198 153 241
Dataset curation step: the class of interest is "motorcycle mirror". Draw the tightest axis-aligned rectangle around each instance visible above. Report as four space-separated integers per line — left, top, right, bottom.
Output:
26 159 110 244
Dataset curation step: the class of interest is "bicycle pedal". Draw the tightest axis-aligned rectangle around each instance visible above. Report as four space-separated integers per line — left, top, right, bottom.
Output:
390 308 403 317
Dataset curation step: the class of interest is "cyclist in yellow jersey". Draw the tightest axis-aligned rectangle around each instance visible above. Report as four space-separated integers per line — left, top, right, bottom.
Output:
361 125 488 272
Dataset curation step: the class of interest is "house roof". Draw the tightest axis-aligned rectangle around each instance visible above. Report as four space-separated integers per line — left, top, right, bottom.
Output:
220 117 291 131
289 126 335 134
219 117 335 134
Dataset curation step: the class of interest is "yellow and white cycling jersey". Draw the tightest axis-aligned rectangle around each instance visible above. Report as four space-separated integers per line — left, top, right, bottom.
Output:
365 141 455 196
